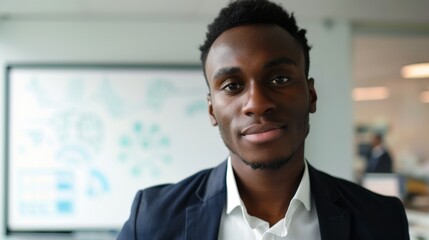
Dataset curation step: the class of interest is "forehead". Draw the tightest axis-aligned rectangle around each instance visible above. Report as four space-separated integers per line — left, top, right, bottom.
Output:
205 24 305 79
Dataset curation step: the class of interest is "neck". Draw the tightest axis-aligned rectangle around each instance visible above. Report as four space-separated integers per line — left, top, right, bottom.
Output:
230 147 305 226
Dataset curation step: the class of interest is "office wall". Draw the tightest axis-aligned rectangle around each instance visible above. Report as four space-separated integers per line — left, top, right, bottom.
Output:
303 20 354 179
0 18 353 235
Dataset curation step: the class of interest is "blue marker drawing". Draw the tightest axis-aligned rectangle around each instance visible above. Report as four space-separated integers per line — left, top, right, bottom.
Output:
51 111 103 151
144 79 176 111
95 79 124 117
56 172 74 191
56 145 90 164
185 100 207 116
17 170 75 216
87 169 110 196
118 121 172 178
77 114 103 150
26 78 54 107
57 200 73 214
26 129 44 145
57 181 73 191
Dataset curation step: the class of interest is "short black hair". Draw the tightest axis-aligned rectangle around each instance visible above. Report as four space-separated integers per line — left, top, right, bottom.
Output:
199 0 311 79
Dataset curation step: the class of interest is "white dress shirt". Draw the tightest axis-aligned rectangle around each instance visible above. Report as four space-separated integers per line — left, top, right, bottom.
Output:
218 158 321 240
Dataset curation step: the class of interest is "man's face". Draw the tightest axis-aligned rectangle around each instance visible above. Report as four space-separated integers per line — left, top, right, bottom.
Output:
205 24 317 169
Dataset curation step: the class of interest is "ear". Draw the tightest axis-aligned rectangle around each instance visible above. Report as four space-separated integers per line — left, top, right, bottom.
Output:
207 94 218 126
307 78 318 113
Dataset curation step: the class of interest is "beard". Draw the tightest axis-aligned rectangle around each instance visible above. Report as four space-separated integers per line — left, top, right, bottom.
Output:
241 154 295 170
218 112 310 170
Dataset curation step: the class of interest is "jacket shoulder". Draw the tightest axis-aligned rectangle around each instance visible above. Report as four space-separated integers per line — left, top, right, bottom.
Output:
117 163 226 239
310 167 409 239
315 169 400 204
142 167 214 204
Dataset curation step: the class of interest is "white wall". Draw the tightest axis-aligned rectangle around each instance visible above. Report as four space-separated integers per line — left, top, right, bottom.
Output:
0 18 353 236
303 20 354 180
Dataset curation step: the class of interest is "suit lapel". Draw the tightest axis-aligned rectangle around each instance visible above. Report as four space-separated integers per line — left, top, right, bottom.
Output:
185 161 227 240
184 161 351 239
309 164 350 240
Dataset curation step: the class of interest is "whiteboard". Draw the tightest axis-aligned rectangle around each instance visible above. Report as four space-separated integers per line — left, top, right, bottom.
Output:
5 65 227 232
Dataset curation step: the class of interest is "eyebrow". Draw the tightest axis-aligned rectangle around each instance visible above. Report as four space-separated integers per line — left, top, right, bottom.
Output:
212 57 296 80
213 67 241 80
263 57 297 69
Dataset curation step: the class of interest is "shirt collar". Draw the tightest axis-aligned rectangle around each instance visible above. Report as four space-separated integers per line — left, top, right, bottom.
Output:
226 157 242 214
225 157 312 215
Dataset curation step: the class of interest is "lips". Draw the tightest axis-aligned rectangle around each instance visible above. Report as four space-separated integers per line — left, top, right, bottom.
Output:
241 123 286 144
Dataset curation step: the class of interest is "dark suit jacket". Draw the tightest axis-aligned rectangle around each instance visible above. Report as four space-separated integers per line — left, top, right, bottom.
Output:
117 161 409 240
366 150 393 173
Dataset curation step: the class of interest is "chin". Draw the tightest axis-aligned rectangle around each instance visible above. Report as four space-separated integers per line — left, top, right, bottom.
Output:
240 155 293 170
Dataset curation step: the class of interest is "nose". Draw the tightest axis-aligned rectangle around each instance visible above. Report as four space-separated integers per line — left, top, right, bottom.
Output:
242 82 275 117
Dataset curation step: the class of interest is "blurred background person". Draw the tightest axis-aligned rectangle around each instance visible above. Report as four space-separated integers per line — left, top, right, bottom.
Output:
366 133 393 173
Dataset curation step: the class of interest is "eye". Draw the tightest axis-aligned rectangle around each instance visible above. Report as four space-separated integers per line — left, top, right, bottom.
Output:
270 76 290 85
222 82 243 92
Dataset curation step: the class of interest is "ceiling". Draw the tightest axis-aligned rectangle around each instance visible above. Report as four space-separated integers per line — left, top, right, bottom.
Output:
1 0 429 24
354 34 429 87
1 0 429 89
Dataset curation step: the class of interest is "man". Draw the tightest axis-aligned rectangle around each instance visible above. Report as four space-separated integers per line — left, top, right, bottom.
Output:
366 134 393 173
117 0 409 239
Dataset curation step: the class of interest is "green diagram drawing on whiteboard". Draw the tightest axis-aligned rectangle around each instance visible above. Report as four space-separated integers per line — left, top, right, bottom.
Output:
118 121 172 177
6 65 227 232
